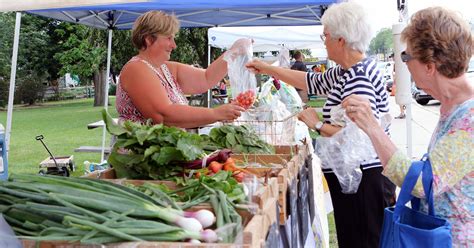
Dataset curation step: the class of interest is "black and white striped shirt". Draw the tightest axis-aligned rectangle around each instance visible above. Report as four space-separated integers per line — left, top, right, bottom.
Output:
306 57 390 171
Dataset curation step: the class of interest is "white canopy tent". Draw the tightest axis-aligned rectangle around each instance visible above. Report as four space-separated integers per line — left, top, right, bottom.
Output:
208 25 327 57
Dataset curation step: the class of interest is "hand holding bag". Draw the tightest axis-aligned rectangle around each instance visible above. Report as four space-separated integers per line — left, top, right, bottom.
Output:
379 154 452 248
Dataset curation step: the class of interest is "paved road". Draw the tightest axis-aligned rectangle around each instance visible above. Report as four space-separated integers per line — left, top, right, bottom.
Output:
388 95 440 159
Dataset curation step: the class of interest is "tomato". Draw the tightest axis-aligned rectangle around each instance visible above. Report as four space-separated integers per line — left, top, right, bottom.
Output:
235 90 256 109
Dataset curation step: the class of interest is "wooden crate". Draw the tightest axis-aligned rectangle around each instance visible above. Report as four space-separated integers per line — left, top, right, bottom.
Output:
231 153 297 224
21 198 278 248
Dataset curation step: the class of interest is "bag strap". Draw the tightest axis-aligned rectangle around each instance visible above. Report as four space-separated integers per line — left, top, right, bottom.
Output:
409 154 435 215
393 154 436 220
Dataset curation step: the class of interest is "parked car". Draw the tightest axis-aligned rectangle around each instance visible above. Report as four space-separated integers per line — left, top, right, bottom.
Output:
412 87 434 105
412 57 474 105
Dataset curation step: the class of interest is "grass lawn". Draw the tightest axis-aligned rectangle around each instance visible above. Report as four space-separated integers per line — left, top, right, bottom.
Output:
0 97 118 176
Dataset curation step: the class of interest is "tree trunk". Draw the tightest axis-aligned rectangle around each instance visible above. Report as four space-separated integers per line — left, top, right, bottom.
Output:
93 68 108 106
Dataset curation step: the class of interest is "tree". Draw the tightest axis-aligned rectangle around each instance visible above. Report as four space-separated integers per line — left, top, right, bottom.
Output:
172 27 224 68
15 71 47 105
368 28 393 60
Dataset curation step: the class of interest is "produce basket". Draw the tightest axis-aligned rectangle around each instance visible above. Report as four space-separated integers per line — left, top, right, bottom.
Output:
227 109 297 145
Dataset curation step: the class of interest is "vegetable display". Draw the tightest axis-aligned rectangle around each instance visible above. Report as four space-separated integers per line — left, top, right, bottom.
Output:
102 110 221 180
209 124 275 154
102 110 274 180
130 170 248 243
0 174 220 243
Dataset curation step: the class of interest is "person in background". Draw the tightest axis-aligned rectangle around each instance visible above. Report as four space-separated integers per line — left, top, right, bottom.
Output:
219 78 227 95
291 51 309 103
117 11 246 128
246 2 395 247
391 64 407 119
342 7 473 246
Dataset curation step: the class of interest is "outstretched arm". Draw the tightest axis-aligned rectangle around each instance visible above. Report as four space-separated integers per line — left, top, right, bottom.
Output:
120 61 244 128
246 59 308 90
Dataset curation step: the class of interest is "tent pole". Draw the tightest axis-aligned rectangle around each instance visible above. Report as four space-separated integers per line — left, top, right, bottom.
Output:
5 12 22 159
100 29 113 162
207 44 211 108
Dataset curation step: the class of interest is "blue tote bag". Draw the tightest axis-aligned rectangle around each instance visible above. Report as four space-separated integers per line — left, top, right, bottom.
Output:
379 155 452 248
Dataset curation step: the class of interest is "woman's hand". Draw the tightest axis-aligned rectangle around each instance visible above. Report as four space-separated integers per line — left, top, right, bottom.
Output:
297 108 321 129
341 95 380 134
245 59 272 75
213 102 245 121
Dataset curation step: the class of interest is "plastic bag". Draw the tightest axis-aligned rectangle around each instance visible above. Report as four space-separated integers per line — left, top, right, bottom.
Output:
277 80 303 114
276 47 290 68
314 107 377 194
224 42 257 109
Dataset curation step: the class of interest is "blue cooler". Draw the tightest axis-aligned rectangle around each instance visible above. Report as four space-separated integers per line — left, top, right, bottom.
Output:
0 124 7 181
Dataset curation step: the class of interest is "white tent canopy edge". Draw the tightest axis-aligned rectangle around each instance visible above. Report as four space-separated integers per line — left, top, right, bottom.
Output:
208 25 327 57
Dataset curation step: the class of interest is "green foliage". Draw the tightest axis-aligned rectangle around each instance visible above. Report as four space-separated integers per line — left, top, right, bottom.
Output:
369 28 393 58
104 111 214 180
15 72 47 105
0 13 15 78
172 27 221 68
209 125 275 154
53 24 106 84
0 76 8 108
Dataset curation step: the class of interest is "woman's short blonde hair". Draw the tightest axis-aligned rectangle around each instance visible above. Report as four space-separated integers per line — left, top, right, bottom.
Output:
132 11 180 50
402 7 473 78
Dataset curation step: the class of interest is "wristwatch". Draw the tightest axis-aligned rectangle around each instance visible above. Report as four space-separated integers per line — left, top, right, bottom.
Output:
315 121 324 132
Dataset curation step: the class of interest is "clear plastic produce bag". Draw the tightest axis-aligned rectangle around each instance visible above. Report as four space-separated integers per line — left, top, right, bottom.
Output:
314 109 377 194
224 42 257 109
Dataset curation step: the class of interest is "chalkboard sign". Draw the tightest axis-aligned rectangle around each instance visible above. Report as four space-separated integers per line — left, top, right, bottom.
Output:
265 200 282 248
265 222 280 248
289 179 299 247
306 156 316 221
298 165 310 245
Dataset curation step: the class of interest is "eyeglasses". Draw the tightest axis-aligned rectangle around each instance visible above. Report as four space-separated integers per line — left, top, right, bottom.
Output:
320 33 329 42
400 51 414 63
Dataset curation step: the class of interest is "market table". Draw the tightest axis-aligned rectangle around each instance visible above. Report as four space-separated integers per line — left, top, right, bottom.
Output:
73 118 118 154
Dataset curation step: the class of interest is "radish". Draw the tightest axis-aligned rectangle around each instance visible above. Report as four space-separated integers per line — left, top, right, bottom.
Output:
184 209 216 228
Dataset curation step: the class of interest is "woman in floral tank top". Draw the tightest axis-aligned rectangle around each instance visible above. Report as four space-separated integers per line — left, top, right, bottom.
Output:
343 7 473 247
117 11 248 128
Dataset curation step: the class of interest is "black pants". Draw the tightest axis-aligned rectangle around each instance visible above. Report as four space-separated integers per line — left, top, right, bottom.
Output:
325 167 396 248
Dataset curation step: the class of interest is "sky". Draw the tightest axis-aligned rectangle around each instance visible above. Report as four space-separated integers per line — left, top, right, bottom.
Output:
352 0 474 34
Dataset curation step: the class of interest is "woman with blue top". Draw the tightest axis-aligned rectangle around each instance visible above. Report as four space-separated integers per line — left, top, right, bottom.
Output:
343 7 473 246
246 2 395 247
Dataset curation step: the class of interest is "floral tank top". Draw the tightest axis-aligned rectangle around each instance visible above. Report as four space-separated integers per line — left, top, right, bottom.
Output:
116 56 188 124
384 99 474 247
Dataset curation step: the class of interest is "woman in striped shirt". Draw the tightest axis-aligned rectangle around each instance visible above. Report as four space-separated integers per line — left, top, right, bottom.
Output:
246 2 395 247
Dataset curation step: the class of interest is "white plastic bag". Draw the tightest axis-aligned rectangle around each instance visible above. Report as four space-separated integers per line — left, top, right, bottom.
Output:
314 108 377 194
224 43 257 109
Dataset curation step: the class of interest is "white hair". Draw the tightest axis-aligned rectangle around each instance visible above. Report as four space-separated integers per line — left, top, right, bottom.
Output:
321 1 373 53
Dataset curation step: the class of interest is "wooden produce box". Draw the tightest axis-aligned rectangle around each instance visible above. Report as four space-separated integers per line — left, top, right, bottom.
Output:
231 153 300 224
21 197 278 248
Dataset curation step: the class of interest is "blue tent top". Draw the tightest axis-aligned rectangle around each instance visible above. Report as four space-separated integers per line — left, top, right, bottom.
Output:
28 0 336 29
